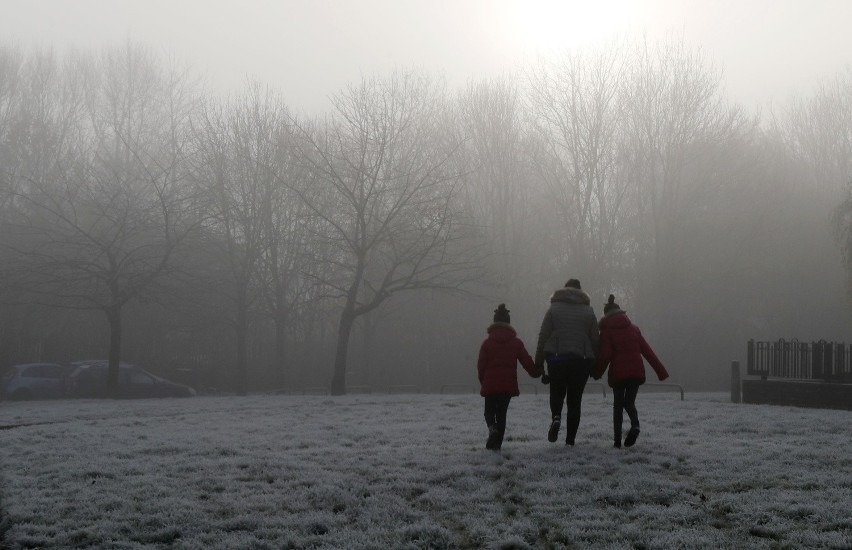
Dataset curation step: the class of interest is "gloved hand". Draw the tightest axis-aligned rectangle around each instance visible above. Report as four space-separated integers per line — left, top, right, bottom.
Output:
541 373 550 385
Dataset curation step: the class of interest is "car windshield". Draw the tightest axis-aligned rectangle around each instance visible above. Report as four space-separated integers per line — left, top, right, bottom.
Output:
23 365 64 379
130 371 154 385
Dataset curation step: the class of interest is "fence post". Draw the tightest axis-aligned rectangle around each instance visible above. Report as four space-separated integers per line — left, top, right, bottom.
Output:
731 360 741 403
813 340 824 380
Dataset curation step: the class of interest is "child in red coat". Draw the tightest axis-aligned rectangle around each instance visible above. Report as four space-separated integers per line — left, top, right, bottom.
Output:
477 304 542 450
593 295 669 448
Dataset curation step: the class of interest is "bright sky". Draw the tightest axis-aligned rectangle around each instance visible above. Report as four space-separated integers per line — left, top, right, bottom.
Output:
2 0 851 114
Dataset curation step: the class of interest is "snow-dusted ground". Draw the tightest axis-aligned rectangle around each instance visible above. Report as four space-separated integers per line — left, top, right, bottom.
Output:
1 391 850 549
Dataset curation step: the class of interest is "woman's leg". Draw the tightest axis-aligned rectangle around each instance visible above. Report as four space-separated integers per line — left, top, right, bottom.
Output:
548 365 567 418
547 361 568 442
563 359 590 445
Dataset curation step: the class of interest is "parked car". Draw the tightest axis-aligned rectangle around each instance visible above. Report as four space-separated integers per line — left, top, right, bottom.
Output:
1 363 69 400
68 361 195 398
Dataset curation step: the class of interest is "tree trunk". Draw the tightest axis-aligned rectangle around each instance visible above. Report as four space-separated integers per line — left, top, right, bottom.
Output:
331 309 355 395
273 311 287 389
235 289 248 396
361 313 374 387
105 304 122 399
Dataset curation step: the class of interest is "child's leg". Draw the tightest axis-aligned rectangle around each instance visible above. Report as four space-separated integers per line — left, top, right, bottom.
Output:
484 395 497 428
483 395 500 450
624 382 640 429
622 381 641 447
495 394 511 448
612 383 626 442
495 395 510 434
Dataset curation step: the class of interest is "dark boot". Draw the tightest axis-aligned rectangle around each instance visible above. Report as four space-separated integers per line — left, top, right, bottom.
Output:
547 416 560 443
624 426 640 447
614 429 622 448
486 425 500 450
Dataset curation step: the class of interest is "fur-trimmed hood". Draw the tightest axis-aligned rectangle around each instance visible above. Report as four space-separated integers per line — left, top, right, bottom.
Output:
487 322 517 342
550 287 591 305
599 309 631 329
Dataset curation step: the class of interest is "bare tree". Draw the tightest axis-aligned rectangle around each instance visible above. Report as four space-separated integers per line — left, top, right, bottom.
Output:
525 44 631 297
623 38 746 296
455 76 544 310
0 45 24 206
255 109 320 388
784 67 852 195
190 83 292 395
291 70 484 395
788 69 852 301
0 44 201 395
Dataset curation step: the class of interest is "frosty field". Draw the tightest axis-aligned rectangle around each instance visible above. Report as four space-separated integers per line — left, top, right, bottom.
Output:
1 391 850 549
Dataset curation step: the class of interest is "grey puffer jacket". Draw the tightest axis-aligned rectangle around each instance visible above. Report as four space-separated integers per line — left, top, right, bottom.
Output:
535 288 600 360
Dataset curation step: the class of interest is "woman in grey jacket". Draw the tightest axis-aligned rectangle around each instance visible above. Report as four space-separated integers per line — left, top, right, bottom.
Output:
534 279 600 446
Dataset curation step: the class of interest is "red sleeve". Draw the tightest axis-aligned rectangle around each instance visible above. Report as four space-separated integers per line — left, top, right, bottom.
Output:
639 332 669 381
517 339 542 378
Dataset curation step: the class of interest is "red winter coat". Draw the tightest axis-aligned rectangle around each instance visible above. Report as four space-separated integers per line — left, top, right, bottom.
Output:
477 323 542 396
593 310 669 387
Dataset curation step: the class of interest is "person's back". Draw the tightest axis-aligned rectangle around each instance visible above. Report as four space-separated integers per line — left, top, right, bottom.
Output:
593 295 668 448
477 304 540 451
478 323 535 396
535 279 599 446
596 308 667 386
538 287 599 360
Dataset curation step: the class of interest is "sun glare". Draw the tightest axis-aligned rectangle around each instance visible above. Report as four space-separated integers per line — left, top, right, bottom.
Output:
506 0 634 55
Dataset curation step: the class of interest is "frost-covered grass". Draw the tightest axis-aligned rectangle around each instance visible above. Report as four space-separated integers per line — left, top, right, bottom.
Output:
1 391 850 549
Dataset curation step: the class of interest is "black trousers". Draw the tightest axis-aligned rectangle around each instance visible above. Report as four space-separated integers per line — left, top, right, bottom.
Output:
612 380 640 438
483 394 512 443
548 357 591 444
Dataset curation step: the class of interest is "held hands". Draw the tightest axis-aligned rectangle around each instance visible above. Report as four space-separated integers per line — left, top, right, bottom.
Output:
533 350 549 384
533 350 544 372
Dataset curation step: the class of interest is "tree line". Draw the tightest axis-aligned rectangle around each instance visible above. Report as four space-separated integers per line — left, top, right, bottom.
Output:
1 39 851 395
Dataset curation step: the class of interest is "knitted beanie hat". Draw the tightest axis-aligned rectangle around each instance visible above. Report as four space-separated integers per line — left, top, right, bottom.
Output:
565 278 582 289
604 294 621 314
493 303 511 324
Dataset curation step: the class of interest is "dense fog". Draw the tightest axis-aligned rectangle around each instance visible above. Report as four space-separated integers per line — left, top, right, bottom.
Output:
2 39 851 394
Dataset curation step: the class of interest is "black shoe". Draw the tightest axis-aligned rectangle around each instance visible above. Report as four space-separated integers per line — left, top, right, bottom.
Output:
547 417 560 443
486 425 500 450
613 440 622 449
624 427 640 447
